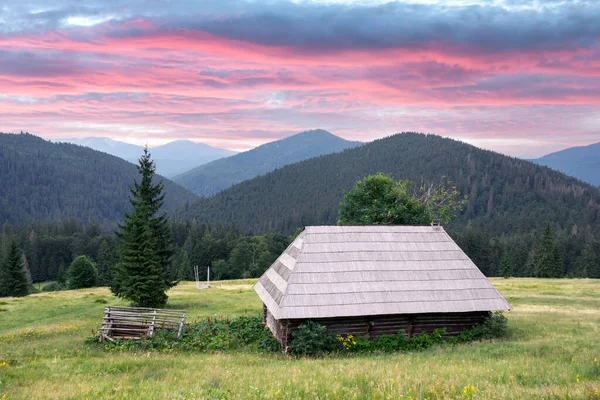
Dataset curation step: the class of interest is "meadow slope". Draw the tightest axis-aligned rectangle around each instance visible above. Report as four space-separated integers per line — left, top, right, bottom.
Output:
1 279 599 399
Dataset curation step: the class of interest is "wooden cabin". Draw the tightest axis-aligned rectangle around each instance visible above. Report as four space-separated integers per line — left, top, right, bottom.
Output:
254 225 511 350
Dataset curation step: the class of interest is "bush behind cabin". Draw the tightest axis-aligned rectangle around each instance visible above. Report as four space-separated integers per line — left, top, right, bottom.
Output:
94 312 507 356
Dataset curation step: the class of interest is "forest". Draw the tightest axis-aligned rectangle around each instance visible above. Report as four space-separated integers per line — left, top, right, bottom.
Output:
1 132 599 294
0 132 197 225
0 213 598 294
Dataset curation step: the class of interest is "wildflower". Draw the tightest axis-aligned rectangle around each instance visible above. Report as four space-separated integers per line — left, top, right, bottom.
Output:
572 357 576 363
576 374 580 383
462 384 475 399
594 387 599 398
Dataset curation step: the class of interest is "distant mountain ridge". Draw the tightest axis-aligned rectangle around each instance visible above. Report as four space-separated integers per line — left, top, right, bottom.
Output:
0 133 197 225
178 132 600 238
531 142 600 186
174 129 362 196
59 137 237 177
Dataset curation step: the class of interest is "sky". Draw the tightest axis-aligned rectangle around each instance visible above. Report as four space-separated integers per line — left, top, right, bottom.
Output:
1 0 600 157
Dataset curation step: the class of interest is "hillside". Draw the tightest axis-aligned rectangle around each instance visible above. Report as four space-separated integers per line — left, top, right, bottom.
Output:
531 142 600 186
0 133 197 224
60 137 236 177
173 129 362 196
179 133 600 237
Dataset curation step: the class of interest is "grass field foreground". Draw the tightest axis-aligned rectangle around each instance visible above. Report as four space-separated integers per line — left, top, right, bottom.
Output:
1 278 600 399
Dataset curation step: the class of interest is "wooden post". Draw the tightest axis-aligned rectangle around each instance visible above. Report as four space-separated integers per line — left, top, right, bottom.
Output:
150 310 157 337
177 312 186 339
207 266 210 288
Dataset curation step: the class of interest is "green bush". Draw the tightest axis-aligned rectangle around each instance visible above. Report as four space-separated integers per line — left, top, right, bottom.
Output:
98 315 279 353
67 256 97 289
472 311 508 340
41 282 63 292
406 328 446 351
288 321 340 356
96 312 509 355
373 331 409 352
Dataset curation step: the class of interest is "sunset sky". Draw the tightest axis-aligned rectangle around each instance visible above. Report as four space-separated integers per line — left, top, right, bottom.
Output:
2 0 599 157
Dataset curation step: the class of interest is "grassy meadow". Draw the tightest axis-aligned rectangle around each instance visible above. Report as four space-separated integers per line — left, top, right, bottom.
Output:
1 278 600 399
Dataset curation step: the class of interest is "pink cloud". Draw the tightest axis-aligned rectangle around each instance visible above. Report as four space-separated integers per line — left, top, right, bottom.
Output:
0 16 599 156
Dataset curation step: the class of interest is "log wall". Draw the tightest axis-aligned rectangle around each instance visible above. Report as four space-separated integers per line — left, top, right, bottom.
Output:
262 304 489 350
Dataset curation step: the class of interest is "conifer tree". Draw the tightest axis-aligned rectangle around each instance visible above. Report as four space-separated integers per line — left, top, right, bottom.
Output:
96 239 113 286
575 239 599 278
113 202 168 307
130 147 176 288
0 240 29 297
498 251 513 278
178 251 192 281
113 148 174 307
535 222 563 278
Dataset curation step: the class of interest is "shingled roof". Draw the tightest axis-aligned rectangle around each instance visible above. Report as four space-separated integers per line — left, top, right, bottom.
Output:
254 225 511 320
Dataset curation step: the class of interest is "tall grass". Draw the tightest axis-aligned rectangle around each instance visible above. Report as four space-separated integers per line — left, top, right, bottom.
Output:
1 278 599 399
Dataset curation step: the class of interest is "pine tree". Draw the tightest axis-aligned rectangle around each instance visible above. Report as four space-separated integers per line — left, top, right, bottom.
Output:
67 255 98 289
0 240 29 297
113 202 168 307
113 148 173 307
535 222 563 278
96 239 113 286
498 251 513 278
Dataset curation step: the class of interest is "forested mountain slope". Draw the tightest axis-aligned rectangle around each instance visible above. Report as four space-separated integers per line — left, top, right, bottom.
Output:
0 133 197 224
174 129 362 196
531 142 600 186
179 133 600 237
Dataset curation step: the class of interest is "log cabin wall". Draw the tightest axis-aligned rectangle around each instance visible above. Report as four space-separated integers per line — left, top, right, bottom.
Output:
274 311 490 350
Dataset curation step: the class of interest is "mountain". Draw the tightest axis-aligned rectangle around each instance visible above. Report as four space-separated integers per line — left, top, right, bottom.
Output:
59 137 143 161
178 132 600 237
148 140 237 177
59 137 237 177
531 142 600 186
0 133 197 225
173 129 362 196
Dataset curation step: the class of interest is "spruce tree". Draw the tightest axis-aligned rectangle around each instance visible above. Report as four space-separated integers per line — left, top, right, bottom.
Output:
113 148 174 307
498 251 513 278
113 202 168 307
178 251 192 281
535 222 563 278
96 239 113 286
0 240 29 297
130 147 176 288
575 239 599 278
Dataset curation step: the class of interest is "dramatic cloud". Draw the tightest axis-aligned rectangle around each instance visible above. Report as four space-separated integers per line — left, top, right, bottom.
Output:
1 0 599 156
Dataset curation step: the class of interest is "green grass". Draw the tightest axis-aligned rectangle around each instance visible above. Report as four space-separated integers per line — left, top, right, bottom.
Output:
1 278 600 399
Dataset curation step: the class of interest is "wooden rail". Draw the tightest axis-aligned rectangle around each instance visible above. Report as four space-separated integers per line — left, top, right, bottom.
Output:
99 306 187 343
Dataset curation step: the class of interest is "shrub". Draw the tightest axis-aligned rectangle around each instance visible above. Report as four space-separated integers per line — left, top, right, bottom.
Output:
259 333 281 352
406 328 446 351
41 282 63 292
288 321 340 356
373 331 408 352
97 315 280 353
472 311 508 340
67 256 97 289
